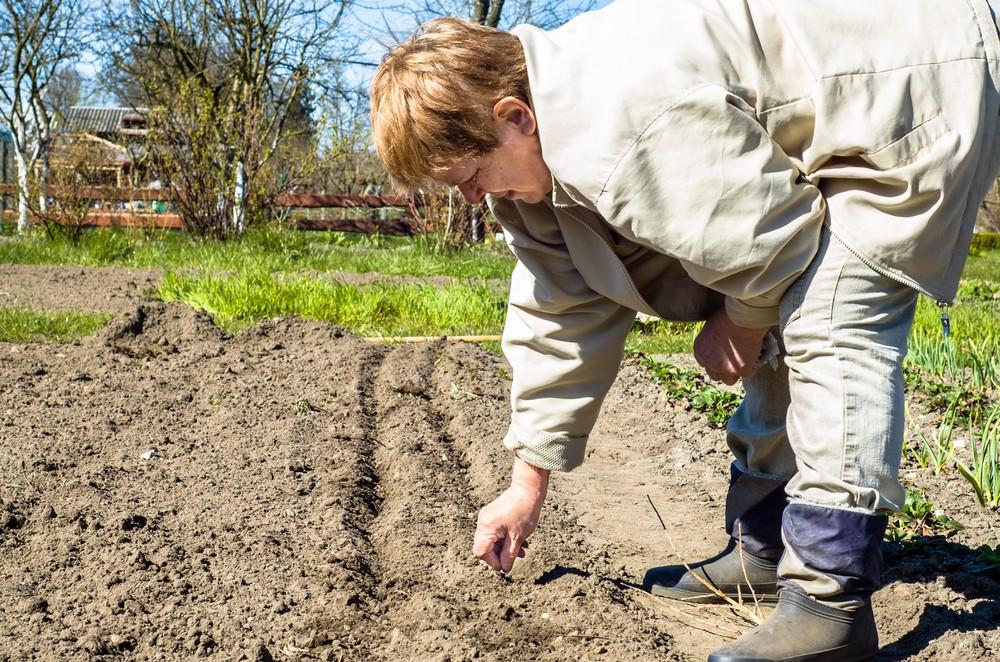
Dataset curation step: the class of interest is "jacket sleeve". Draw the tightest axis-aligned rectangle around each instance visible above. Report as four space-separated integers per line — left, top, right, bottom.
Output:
490 197 637 472
596 85 827 328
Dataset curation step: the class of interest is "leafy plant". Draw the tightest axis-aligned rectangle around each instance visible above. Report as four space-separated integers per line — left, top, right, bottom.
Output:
634 354 742 427
969 544 1000 574
885 490 964 543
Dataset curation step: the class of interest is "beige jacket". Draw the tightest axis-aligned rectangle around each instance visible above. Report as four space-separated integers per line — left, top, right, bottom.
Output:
495 0 1000 471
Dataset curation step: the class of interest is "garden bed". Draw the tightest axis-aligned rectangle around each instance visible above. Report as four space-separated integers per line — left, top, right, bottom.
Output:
0 275 997 659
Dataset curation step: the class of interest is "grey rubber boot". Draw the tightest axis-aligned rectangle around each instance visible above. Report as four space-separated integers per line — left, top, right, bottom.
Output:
642 540 779 604
707 590 878 662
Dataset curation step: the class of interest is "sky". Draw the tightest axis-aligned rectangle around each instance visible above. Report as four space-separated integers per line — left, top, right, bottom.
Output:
73 0 611 107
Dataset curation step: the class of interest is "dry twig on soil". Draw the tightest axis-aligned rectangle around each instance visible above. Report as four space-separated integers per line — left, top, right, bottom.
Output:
646 495 764 626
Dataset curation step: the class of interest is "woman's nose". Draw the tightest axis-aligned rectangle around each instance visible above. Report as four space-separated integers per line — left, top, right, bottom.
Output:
457 181 484 204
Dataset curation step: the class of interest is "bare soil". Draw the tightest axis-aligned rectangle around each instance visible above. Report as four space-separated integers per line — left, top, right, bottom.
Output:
1 265 998 660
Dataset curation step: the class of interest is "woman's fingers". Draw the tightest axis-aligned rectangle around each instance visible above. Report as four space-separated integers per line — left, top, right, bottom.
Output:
472 525 503 571
499 533 526 573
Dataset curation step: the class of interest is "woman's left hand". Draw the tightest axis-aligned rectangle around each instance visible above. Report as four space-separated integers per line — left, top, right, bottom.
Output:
693 308 769 385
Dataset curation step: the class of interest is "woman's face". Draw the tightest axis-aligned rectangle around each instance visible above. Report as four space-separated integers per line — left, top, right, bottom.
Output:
441 97 553 205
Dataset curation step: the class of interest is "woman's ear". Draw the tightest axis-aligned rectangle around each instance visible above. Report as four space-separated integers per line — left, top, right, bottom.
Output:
493 97 537 137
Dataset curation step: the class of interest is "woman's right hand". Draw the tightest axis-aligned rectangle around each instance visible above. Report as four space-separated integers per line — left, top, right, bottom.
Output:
472 457 550 573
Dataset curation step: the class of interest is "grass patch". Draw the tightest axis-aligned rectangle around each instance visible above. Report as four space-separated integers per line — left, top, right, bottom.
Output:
0 308 111 343
625 319 699 355
158 270 507 337
0 225 516 280
964 241 1000 281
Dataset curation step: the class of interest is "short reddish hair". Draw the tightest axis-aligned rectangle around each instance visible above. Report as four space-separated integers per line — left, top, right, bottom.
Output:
370 17 529 190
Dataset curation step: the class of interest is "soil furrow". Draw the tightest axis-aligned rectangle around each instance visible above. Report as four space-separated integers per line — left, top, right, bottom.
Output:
364 341 488 657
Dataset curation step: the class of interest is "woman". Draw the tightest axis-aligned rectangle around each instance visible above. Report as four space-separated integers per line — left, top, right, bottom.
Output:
369 1 1000 659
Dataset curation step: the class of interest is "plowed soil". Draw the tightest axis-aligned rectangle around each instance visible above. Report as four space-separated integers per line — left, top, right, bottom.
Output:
1 264 998 660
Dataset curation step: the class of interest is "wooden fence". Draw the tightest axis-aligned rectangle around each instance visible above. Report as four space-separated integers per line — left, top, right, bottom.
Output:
0 184 424 236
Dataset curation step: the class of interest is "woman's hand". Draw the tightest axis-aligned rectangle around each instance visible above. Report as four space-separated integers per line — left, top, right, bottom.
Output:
472 457 549 573
694 308 769 385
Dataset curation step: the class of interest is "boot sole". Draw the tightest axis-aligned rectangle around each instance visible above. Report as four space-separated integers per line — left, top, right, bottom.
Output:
709 651 875 662
649 584 780 604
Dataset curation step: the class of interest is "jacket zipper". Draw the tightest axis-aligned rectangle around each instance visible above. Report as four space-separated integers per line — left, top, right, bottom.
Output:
832 228 954 337
559 206 660 318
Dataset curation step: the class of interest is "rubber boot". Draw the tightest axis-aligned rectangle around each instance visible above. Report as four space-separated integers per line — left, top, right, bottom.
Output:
707 590 878 662
642 540 779 604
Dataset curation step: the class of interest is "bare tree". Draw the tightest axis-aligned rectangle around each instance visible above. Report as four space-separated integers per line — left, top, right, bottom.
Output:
101 0 354 237
0 0 83 233
371 0 597 32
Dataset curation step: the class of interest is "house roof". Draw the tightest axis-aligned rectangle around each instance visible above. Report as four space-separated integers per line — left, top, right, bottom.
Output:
61 106 149 136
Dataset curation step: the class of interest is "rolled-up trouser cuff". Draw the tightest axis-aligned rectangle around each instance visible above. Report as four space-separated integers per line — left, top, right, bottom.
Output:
779 502 888 597
503 425 588 472
726 462 788 561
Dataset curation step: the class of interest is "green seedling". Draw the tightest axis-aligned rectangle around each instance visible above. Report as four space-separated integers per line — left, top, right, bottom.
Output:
885 490 964 543
907 396 960 474
956 404 1000 509
968 544 1000 574
634 354 742 428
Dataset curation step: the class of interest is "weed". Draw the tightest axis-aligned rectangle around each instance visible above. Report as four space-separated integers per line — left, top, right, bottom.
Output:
885 490 964 543
292 399 321 414
0 226 517 280
625 318 699 355
633 353 742 427
958 278 1000 302
477 341 503 355
969 544 1000 574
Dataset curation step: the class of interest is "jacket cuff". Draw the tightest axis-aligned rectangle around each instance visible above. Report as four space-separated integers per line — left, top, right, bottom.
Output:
725 296 780 329
503 425 588 472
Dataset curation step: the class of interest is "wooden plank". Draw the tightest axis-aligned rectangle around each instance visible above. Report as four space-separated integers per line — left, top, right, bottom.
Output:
275 192 417 209
292 217 417 235
0 184 419 209
1 210 417 235
0 183 167 201
75 212 184 229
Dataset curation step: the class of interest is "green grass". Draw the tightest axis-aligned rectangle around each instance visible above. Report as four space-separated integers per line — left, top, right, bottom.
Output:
0 308 111 343
625 319 699 355
964 244 1000 281
158 270 508 336
0 225 516 280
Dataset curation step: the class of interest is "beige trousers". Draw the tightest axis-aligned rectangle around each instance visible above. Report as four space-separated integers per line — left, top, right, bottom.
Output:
727 227 920 604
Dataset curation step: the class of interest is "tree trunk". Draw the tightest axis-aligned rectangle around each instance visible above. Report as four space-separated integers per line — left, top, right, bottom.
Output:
232 159 245 233
38 157 49 216
15 148 31 233
472 0 489 24
486 0 506 27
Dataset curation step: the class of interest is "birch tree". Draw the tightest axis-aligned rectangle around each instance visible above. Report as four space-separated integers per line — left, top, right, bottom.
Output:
0 0 81 233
